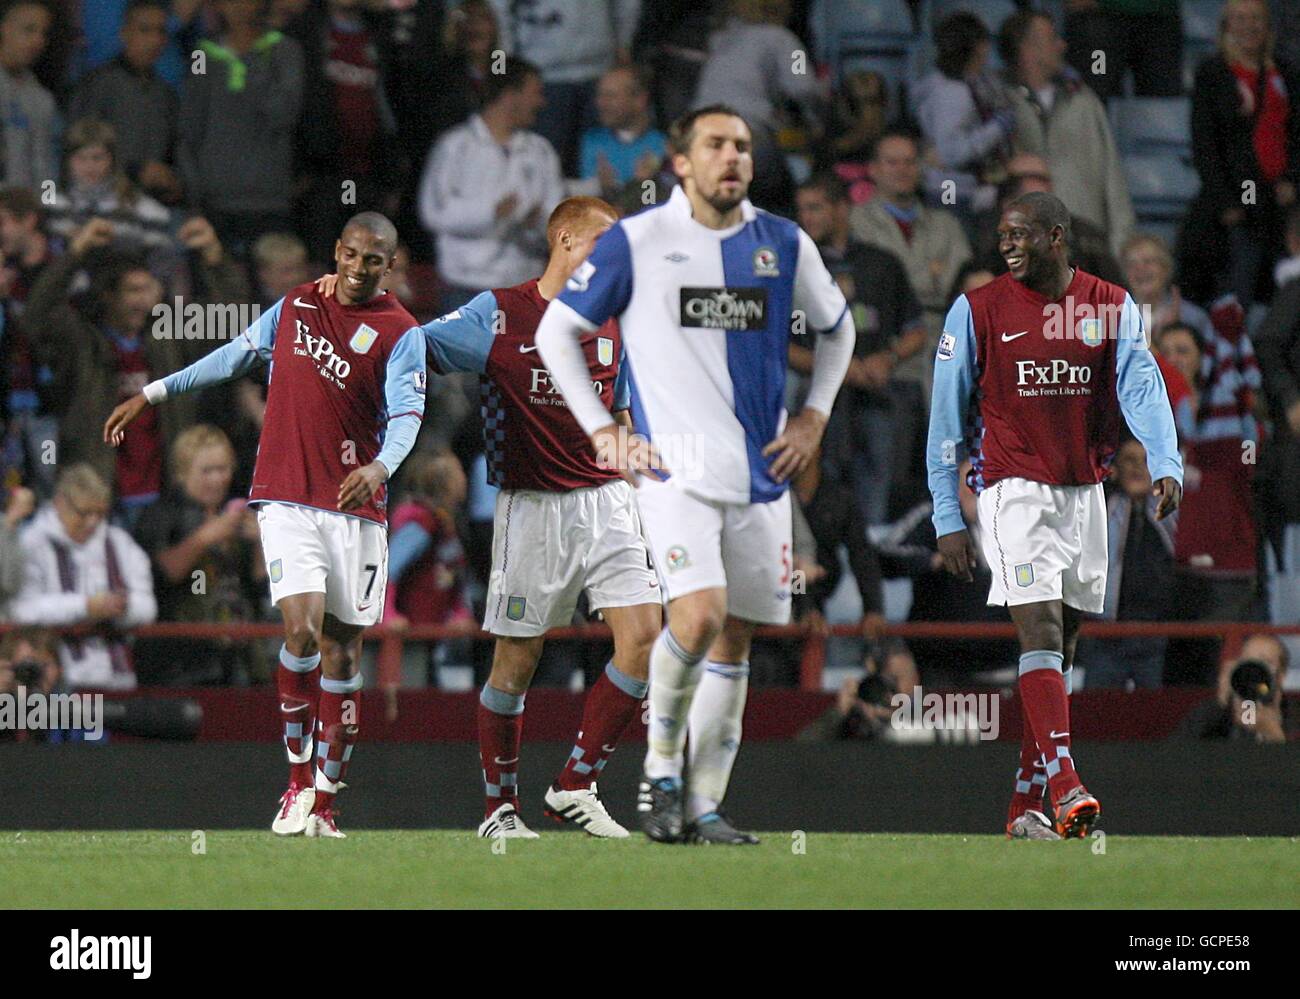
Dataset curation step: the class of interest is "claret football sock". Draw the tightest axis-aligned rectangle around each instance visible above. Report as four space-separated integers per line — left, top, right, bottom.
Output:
557 661 648 791
686 660 749 820
643 627 707 781
277 645 321 788
479 684 525 817
1006 722 1048 827
1017 650 1081 803
314 673 362 812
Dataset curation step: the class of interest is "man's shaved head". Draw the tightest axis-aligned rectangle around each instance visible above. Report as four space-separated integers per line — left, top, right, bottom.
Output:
341 211 398 258
1005 191 1071 243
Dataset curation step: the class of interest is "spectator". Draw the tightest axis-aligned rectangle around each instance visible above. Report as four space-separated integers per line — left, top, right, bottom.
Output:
1155 300 1264 685
489 0 640 176
0 626 93 741
382 449 475 688
45 119 177 275
178 0 305 260
0 0 57 189
578 65 666 199
815 69 887 204
250 230 310 308
12 464 156 691
1176 633 1296 740
0 484 35 617
1080 438 1178 689
1000 9 1136 258
67 0 182 205
970 152 1125 284
289 0 399 264
0 186 58 497
432 0 499 138
132 425 265 685
796 642 919 741
692 0 827 214
792 173 927 524
21 216 249 525
1063 0 1184 103
418 56 563 311
1182 0 1300 309
912 11 1017 220
632 0 714 130
849 129 972 396
77 0 204 89
1254 207 1300 651
1122 232 1214 343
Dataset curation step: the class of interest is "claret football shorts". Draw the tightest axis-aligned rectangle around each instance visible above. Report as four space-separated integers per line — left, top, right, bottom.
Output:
257 501 389 627
633 476 794 625
483 479 660 637
976 476 1108 614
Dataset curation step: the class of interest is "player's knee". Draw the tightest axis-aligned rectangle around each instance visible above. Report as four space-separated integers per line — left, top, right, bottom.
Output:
284 621 321 657
670 609 725 656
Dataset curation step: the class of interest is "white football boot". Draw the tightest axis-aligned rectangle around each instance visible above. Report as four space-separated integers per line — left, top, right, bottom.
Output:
304 808 346 839
271 784 315 836
478 802 540 839
543 782 630 838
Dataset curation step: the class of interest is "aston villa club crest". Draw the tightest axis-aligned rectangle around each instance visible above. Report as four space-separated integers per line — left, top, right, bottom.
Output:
597 336 614 366
506 595 527 621
752 246 779 277
269 559 283 583
350 323 379 354
1015 563 1035 587
1077 318 1103 348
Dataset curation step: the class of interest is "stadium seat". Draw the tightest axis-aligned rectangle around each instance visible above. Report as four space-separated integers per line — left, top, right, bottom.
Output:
928 0 1020 36
810 0 917 84
1123 153 1201 220
1182 0 1224 48
1110 97 1192 159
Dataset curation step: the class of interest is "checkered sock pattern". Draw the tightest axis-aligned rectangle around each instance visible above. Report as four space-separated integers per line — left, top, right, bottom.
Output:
478 684 525 818
1006 720 1048 827
1017 650 1081 805
277 646 321 788
313 674 362 813
557 661 648 791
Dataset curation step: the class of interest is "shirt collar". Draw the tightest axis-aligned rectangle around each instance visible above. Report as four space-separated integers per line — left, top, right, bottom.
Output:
668 184 756 226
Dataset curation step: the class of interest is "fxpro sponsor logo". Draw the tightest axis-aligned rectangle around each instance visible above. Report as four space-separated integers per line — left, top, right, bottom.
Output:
889 686 999 742
152 298 261 341
0 688 103 740
293 320 352 389
50 930 151 979
1014 357 1095 398
527 366 605 406
679 287 767 330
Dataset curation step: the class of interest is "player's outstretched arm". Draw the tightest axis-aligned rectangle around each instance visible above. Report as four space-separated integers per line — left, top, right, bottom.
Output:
926 295 978 570
1115 294 1183 519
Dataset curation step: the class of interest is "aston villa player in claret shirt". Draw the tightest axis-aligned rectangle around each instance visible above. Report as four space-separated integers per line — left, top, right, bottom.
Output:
926 192 1183 841
320 197 661 839
104 213 427 840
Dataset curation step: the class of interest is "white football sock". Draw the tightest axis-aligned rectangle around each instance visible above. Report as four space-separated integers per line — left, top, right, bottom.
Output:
643 627 706 780
687 660 749 819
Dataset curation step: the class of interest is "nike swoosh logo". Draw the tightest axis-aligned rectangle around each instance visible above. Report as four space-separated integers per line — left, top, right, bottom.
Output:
280 703 307 712
294 297 318 309
519 344 539 353
1001 330 1029 342
1049 730 1069 739
493 756 519 766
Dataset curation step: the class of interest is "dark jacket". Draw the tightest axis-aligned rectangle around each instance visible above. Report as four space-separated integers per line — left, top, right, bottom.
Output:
795 477 883 617
20 250 250 489
67 56 179 179
1252 273 1300 526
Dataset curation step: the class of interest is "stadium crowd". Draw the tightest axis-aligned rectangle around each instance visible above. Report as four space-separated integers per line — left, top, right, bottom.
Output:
0 0 1297 719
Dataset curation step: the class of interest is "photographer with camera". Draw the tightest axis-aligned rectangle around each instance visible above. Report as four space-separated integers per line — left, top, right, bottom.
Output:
1175 634 1295 742
798 641 919 742
0 626 90 743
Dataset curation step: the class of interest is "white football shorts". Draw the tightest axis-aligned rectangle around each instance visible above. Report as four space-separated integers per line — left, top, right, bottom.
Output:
634 477 793 625
483 479 661 637
256 501 389 627
976 476 1107 614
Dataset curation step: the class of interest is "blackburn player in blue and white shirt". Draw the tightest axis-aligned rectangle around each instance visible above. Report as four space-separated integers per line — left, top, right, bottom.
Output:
536 105 854 844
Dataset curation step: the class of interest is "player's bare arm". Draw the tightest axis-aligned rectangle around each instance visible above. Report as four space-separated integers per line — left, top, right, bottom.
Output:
103 393 151 446
936 529 977 581
762 407 828 483
1152 476 1182 520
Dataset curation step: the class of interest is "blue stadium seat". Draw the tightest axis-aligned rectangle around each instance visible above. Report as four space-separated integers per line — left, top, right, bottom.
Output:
929 0 1021 36
1182 0 1224 47
810 0 916 76
1110 97 1192 158
1123 153 1201 219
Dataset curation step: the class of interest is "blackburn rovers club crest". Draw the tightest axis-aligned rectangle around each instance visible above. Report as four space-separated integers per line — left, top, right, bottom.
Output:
506 595 527 621
269 559 283 583
349 323 379 354
597 336 614 366
753 247 779 277
666 546 690 571
1077 318 1103 348
1015 563 1035 587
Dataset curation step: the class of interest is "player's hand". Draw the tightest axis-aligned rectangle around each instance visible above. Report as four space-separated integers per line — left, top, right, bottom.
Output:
70 217 115 257
338 461 388 511
315 272 339 298
762 408 827 484
103 393 150 446
1152 476 1182 520
591 422 668 486
937 529 976 581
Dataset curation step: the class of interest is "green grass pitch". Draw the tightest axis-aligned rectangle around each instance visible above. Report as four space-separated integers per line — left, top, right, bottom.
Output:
2 831 1296 908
